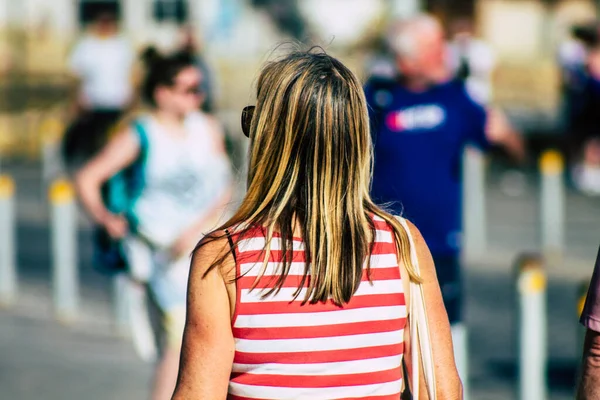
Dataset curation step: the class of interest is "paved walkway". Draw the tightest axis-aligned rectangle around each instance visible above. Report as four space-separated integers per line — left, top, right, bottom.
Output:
0 310 151 400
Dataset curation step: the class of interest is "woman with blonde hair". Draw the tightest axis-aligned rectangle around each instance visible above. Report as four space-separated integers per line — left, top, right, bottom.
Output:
172 49 461 399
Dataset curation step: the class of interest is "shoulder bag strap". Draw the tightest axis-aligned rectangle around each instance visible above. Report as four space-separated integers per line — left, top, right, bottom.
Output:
397 216 437 400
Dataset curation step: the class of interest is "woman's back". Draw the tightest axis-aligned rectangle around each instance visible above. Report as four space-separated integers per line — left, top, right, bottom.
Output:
228 215 407 399
172 49 461 400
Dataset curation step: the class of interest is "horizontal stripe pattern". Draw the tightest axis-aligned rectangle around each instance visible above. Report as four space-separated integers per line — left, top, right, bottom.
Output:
233 317 406 341
232 355 402 376
231 368 401 388
233 343 404 365
240 253 399 277
228 217 406 399
240 277 404 303
229 379 402 399
237 230 392 256
235 329 405 354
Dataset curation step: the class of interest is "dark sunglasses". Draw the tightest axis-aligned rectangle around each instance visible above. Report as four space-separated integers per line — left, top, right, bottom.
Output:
241 105 255 138
172 83 203 96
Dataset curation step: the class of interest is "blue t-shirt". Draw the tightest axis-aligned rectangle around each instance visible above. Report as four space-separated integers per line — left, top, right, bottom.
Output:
366 77 488 257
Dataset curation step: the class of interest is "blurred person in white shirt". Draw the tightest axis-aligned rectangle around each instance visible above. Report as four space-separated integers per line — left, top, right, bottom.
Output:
62 9 135 171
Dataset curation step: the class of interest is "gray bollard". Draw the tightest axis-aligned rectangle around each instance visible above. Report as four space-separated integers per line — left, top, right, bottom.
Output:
0 175 17 306
50 179 78 322
451 323 469 400
41 138 58 182
463 146 487 259
516 255 547 400
113 273 130 336
539 150 564 263
40 118 66 195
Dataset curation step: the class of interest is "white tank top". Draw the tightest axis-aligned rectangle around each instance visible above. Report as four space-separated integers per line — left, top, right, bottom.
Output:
131 111 231 248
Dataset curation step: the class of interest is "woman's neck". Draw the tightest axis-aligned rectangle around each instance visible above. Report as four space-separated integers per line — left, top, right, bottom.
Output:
153 110 187 136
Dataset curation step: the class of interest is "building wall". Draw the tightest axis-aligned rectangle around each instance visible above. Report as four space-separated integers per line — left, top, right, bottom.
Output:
475 0 596 123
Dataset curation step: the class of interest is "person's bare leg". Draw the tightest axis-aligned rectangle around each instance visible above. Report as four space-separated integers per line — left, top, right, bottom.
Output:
151 308 186 400
151 346 181 400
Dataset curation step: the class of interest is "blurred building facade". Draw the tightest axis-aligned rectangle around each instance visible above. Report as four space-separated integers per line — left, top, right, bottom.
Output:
0 0 598 159
0 0 596 91
424 0 598 131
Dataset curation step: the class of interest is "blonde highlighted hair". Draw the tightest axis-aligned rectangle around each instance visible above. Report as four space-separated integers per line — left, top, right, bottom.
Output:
199 48 420 305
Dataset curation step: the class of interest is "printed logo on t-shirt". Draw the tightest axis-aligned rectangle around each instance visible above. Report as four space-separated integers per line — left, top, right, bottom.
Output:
385 104 446 132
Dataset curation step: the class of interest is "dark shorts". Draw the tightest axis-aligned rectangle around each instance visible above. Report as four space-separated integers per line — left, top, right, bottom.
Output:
432 254 462 324
61 109 123 170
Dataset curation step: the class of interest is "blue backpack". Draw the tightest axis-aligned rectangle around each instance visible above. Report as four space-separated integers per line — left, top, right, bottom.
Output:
93 121 149 274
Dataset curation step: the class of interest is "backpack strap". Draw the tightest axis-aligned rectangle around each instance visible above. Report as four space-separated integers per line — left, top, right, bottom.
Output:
132 120 149 164
124 120 150 232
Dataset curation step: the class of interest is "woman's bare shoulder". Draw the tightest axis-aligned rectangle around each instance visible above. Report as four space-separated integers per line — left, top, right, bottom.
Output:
191 230 236 280
395 217 431 263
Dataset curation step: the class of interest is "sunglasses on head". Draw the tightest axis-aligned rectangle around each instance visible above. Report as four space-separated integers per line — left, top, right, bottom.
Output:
241 105 255 138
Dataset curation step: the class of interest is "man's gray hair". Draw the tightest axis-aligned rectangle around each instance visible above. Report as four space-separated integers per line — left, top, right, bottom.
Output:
387 14 442 58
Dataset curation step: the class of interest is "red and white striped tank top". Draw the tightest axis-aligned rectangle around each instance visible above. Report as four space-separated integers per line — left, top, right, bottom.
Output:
228 215 407 399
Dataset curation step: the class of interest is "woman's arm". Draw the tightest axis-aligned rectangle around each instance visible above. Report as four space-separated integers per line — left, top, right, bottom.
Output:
172 236 236 399
402 221 462 399
578 328 600 399
75 128 140 238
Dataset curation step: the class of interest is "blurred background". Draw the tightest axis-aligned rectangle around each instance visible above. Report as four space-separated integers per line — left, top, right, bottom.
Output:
1 0 600 399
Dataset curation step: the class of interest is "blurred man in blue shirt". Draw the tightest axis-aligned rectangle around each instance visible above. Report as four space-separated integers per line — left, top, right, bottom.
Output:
366 14 524 389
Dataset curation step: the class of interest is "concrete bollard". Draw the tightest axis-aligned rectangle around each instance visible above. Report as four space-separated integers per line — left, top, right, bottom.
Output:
40 117 66 194
0 175 17 306
463 146 487 259
516 254 547 400
451 323 469 400
113 273 130 337
49 179 78 322
539 150 565 264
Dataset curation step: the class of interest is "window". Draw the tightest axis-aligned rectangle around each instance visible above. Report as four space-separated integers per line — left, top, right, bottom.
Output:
78 1 121 25
153 0 188 24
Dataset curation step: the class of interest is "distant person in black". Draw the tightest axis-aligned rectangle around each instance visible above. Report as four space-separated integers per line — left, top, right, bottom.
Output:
563 23 600 195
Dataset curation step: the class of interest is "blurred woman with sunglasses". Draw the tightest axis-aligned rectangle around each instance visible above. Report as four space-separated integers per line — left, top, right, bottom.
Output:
76 47 232 400
172 49 460 399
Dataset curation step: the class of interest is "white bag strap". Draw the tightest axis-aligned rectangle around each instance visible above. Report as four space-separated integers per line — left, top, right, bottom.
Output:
397 217 437 400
